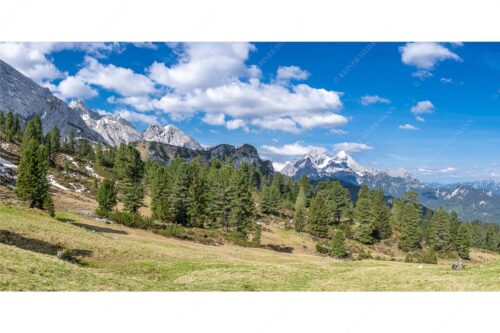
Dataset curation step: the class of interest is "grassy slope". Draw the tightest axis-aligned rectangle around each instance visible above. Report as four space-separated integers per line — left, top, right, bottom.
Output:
1 204 499 291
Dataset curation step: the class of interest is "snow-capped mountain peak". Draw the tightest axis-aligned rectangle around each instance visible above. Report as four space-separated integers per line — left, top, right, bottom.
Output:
304 149 331 168
68 99 142 146
142 124 202 150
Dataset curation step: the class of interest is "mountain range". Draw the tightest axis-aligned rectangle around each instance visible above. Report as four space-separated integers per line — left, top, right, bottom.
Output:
1 57 500 223
280 150 500 223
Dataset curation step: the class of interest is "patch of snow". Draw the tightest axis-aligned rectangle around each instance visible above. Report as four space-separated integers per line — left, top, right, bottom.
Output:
47 175 69 191
85 164 98 177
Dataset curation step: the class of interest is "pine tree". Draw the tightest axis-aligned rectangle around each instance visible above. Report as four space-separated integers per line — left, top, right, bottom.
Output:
371 189 391 239
316 180 351 224
308 192 329 238
432 207 452 252
294 186 307 232
15 139 49 208
353 194 374 244
456 223 472 259
97 178 117 213
331 230 347 258
21 115 43 150
207 164 233 229
187 158 208 227
398 202 421 252
229 166 255 236
298 175 314 207
0 111 4 140
260 185 281 215
114 144 145 213
168 159 190 225
150 164 172 222
48 126 61 155
4 112 15 142
68 129 76 154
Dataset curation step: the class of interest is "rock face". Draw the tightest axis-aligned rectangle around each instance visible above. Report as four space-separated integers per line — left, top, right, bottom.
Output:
143 124 202 150
68 100 142 146
0 59 103 141
137 141 274 175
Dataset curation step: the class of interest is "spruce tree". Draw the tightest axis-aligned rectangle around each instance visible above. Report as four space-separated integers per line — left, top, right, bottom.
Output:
4 112 15 142
150 164 172 222
207 164 233 229
432 207 452 252
331 230 347 258
187 158 208 227
229 166 255 236
97 178 117 213
456 223 472 259
398 202 421 252
21 115 43 150
0 111 4 140
371 189 391 239
15 139 49 208
294 186 307 232
68 129 76 154
307 192 329 238
353 193 374 244
48 126 61 155
114 144 145 213
169 159 190 225
298 175 314 207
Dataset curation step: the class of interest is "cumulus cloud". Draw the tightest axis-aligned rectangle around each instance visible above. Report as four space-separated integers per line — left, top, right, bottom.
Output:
52 76 98 100
360 95 391 105
202 113 226 126
410 100 434 122
333 142 373 153
0 42 126 84
276 65 309 82
399 124 419 131
261 142 326 156
147 42 259 92
225 119 249 132
77 57 156 97
399 42 462 70
0 42 63 83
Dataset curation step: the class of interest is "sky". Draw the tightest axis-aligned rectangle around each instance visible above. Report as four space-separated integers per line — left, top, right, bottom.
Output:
0 42 499 183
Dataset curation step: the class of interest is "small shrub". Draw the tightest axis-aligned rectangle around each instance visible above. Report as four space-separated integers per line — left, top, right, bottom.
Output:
356 249 372 260
421 248 438 264
106 211 152 229
57 249 73 261
316 242 330 255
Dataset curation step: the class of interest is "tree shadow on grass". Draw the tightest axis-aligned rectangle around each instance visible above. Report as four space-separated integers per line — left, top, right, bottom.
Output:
71 222 128 235
265 244 294 253
0 230 92 264
56 217 76 223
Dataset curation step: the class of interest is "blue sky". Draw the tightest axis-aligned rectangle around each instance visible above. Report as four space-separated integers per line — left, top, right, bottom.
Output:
1 42 499 183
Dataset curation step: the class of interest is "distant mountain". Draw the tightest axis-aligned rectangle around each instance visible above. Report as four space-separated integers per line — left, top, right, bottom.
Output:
143 124 202 150
137 141 274 175
68 100 142 146
280 150 500 223
0 59 103 141
281 150 425 198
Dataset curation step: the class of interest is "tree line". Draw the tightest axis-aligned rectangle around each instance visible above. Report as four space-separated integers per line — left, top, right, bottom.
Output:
3 111 499 259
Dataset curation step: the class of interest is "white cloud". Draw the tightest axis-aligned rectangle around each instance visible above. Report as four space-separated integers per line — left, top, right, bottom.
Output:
52 76 98 100
225 119 249 132
261 142 326 156
77 57 156 97
202 113 226 126
411 100 435 114
0 42 63 83
415 116 426 122
418 167 456 174
411 70 433 78
147 42 259 92
360 95 391 105
142 43 348 133
399 124 419 131
399 42 462 70
440 77 453 84
333 142 373 153
276 65 309 82
132 42 158 50
330 128 348 135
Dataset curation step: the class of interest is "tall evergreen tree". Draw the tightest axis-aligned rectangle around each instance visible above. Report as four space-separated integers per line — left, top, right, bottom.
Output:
15 139 49 208
294 186 307 232
298 175 314 207
168 159 190 225
187 158 208 227
114 144 145 213
456 223 472 259
308 192 329 238
316 180 351 224
353 188 374 244
97 178 117 213
432 207 452 252
21 115 43 150
331 230 347 258
398 202 421 252
150 164 172 222
371 189 391 239
229 166 255 236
